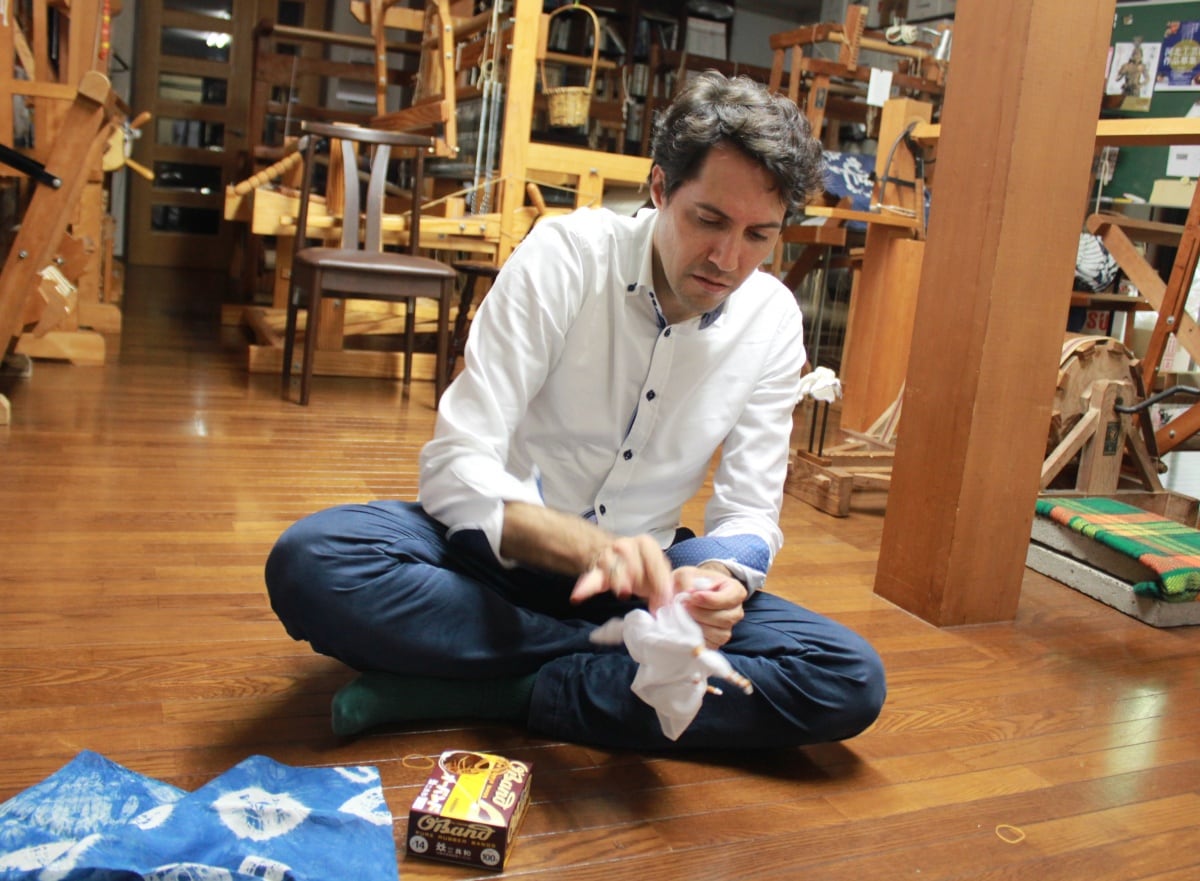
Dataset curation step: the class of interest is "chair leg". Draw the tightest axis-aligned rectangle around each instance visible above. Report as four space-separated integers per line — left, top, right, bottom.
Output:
282 278 301 399
448 263 499 378
403 298 416 388
299 275 322 406
435 279 451 404
447 271 479 379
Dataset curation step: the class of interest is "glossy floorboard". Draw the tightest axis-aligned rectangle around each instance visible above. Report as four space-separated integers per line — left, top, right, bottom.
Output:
1 265 1198 880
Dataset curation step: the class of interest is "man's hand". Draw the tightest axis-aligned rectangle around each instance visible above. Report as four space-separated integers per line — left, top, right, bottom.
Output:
571 534 673 611
675 565 748 649
499 502 674 609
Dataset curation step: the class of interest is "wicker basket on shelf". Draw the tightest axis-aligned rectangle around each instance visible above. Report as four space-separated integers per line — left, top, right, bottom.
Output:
539 3 601 127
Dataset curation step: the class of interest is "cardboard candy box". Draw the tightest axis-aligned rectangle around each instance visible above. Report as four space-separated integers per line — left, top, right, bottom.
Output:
407 750 533 871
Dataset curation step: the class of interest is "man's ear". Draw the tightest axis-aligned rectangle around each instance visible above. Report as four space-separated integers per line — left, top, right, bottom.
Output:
649 165 666 209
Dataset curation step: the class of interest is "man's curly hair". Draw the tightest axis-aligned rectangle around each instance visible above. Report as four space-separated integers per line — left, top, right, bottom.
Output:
650 70 825 218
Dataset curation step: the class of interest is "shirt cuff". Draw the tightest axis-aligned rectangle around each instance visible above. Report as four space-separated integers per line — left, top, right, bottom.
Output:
700 558 765 595
666 535 769 595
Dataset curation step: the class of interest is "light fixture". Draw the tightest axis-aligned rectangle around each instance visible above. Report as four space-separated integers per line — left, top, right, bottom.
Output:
685 0 734 21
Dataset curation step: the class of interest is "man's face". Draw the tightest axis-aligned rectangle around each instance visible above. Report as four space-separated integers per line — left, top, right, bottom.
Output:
649 142 788 326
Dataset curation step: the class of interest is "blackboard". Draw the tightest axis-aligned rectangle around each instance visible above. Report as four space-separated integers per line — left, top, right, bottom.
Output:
1107 1 1200 201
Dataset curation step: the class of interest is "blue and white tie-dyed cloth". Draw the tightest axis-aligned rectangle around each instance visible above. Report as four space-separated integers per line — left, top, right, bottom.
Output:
822 150 876 212
821 150 931 231
822 150 1118 290
0 751 399 881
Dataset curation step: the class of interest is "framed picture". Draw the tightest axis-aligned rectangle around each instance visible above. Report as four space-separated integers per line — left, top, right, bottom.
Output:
1107 39 1162 110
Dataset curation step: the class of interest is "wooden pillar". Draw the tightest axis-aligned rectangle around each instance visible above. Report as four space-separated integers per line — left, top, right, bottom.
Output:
873 0 1116 625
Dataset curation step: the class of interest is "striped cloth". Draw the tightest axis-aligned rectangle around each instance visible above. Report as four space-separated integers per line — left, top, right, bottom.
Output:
1035 496 1200 602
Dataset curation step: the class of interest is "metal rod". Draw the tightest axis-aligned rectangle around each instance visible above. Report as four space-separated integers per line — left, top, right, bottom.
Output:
818 401 831 456
1114 385 1200 414
0 143 60 188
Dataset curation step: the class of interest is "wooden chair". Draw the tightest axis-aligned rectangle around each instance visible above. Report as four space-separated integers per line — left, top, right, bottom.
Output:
447 260 499 379
282 120 457 405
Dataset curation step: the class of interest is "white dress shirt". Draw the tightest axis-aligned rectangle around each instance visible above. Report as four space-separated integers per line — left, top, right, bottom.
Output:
418 206 806 591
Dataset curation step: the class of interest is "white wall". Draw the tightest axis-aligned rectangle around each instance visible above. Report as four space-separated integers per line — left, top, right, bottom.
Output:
731 7 812 66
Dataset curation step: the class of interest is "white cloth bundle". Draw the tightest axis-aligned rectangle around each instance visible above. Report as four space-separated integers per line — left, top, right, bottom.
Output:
797 366 842 403
590 590 754 740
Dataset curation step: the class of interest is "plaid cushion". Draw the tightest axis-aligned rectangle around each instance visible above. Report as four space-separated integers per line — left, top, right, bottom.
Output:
1035 496 1200 602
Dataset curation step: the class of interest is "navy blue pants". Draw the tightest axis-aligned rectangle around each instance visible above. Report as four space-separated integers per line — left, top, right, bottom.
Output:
265 500 885 751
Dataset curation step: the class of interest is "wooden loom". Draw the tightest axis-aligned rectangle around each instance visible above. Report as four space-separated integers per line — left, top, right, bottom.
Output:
1085 174 1200 456
359 0 461 158
767 3 948 148
0 73 132 421
0 2 133 423
1039 335 1163 498
784 113 1200 516
786 335 1168 519
786 389 900 517
224 0 652 384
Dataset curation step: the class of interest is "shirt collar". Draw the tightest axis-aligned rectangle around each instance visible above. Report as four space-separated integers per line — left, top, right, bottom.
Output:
625 208 728 331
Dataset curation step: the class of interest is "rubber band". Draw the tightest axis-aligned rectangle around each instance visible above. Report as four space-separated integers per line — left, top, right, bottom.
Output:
995 824 1026 844
401 754 436 770
437 751 513 778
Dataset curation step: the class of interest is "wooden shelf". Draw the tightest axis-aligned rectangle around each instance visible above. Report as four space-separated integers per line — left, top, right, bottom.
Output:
911 117 1200 146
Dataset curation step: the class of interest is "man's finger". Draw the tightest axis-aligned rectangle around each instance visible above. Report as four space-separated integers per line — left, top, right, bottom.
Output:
571 566 605 603
696 620 732 650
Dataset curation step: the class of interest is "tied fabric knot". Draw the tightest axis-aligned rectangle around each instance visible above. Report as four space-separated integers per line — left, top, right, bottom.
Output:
589 587 753 740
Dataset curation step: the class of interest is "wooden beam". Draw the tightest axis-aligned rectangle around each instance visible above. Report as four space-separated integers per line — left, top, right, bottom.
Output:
803 205 920 229
15 330 106 365
496 0 542 264
910 117 1200 147
873 0 1116 625
524 142 651 186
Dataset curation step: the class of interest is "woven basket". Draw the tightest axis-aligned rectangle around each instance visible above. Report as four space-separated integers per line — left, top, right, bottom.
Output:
540 4 601 127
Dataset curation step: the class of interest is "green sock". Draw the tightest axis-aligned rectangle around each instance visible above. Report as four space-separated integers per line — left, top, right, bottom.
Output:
331 671 538 737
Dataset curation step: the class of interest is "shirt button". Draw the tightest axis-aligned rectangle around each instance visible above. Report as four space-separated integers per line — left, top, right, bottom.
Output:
646 390 656 401
626 283 636 292
664 328 672 338
598 504 607 515
623 450 633 460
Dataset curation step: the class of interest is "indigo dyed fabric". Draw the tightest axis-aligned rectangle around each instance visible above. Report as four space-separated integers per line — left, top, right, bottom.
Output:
0 750 398 881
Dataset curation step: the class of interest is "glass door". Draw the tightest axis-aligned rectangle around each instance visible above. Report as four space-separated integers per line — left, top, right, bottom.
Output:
126 0 255 268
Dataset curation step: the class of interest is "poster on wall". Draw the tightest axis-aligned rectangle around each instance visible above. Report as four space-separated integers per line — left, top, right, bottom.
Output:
1156 20 1200 90
1107 39 1162 110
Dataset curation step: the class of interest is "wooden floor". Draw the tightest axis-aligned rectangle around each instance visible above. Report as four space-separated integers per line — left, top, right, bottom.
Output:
2 264 1199 880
